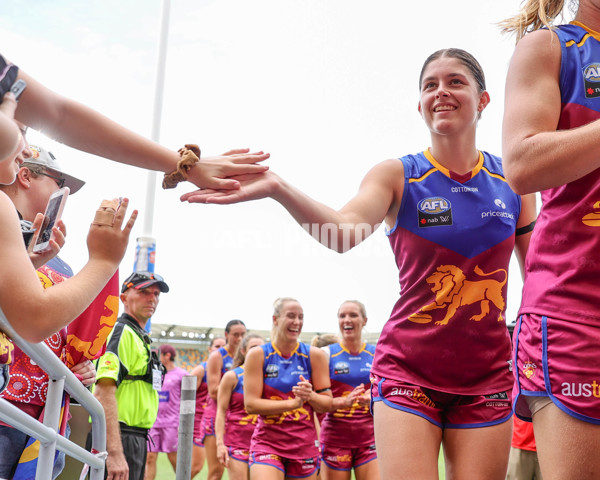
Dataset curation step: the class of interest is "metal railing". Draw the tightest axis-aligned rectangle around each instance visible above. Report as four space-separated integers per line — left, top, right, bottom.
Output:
0 310 106 480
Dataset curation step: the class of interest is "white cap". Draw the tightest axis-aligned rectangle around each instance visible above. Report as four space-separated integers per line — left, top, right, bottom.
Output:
24 145 85 194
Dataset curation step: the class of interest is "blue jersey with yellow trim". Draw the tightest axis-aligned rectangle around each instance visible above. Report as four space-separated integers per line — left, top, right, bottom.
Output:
219 346 234 373
371 149 519 395
519 22 600 325
320 342 375 447
250 341 318 459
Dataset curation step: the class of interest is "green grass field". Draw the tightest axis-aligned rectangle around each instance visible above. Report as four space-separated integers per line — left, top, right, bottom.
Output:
154 449 446 479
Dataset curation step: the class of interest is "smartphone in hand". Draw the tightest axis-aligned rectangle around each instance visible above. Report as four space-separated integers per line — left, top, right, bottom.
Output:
32 187 70 253
9 79 26 101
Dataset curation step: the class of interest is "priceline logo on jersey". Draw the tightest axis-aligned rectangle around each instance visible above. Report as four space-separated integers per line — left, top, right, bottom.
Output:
417 196 453 228
481 198 515 220
584 63 600 98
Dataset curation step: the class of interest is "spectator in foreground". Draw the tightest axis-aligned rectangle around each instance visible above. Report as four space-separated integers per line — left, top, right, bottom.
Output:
0 142 100 479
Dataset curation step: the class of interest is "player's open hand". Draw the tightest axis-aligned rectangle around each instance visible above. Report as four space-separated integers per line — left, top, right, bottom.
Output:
185 148 270 191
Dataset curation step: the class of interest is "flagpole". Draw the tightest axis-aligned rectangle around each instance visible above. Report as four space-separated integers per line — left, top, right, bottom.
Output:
134 0 171 275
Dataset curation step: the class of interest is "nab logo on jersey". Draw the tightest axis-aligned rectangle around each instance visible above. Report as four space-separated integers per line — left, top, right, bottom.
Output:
265 364 279 379
583 63 600 98
417 196 453 228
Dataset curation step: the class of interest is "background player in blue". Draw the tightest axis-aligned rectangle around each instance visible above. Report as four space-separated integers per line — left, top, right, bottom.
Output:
320 300 379 480
244 298 333 480
191 336 225 479
204 319 246 480
215 334 264 480
182 49 537 479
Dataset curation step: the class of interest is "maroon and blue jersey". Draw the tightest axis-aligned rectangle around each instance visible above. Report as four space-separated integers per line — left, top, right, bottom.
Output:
202 347 235 427
320 342 375 447
371 150 520 395
224 366 258 449
219 346 235 374
194 361 209 437
250 342 317 459
519 22 600 326
195 361 209 420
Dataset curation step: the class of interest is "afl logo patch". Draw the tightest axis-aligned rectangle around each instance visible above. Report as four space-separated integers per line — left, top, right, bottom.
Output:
264 364 279 378
333 361 350 375
417 196 453 228
584 63 600 98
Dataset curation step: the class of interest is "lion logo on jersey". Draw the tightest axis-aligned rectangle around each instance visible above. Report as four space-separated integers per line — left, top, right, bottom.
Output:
408 265 507 326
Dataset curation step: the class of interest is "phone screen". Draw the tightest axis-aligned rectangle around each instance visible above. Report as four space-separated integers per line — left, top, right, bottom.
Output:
9 79 26 101
33 187 69 252
35 195 62 247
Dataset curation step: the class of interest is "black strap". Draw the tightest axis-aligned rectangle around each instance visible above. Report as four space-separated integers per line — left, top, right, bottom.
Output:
516 220 536 236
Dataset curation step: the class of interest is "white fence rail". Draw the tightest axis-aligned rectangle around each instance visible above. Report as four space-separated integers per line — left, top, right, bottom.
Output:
0 311 106 480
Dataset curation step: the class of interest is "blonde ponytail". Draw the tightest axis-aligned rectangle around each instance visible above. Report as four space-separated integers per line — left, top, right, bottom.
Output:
499 0 570 40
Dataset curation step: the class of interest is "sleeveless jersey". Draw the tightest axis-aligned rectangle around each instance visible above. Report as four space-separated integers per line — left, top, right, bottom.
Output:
519 22 600 325
224 366 258 449
371 150 520 395
153 366 187 428
250 342 317 459
194 361 209 426
203 346 235 421
219 346 235 373
320 342 375 447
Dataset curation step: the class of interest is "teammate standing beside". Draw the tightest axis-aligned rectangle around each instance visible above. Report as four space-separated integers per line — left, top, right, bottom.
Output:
182 48 536 479
244 298 334 480
501 1 600 478
319 301 378 480
215 334 264 480
203 320 247 480
191 336 225 479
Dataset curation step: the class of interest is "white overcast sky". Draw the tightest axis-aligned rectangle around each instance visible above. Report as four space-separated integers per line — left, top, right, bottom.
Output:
0 0 554 334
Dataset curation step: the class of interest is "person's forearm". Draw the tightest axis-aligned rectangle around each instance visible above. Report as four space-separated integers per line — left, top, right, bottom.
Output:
308 392 333 414
245 396 300 416
0 112 21 161
215 408 226 447
272 174 346 227
11 260 116 342
503 123 600 194
94 385 124 457
271 175 366 252
46 100 180 174
329 396 351 412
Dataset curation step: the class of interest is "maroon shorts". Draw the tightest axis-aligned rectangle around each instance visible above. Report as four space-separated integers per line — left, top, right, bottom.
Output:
371 374 512 428
513 313 600 424
192 412 205 447
321 443 377 471
250 451 319 478
198 410 216 442
228 446 250 463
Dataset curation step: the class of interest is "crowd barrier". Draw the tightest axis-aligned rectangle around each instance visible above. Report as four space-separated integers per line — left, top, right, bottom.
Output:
0 310 106 480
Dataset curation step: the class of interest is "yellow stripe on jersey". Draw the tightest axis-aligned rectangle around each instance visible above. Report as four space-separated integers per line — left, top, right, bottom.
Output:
567 22 600 47
409 149 484 182
480 166 507 182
